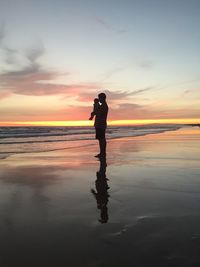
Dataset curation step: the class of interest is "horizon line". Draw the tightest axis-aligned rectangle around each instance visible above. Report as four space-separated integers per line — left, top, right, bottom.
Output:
0 119 199 127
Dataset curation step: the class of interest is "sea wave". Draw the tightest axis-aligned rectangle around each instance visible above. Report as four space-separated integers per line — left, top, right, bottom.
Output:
0 125 182 158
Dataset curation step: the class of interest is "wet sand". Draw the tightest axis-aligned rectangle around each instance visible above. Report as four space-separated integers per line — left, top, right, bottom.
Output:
0 127 200 267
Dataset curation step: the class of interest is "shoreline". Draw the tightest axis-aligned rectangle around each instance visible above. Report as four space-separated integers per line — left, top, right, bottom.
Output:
0 125 192 160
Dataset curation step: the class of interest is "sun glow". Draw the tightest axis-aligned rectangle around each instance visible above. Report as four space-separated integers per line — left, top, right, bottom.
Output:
0 119 199 127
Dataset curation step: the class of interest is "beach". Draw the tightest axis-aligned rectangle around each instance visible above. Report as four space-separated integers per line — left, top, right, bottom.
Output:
0 126 200 267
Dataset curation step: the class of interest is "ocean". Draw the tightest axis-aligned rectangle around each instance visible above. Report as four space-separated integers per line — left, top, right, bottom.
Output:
0 125 181 158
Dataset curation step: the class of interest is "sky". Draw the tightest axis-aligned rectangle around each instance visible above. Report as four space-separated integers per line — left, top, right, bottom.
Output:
0 0 199 126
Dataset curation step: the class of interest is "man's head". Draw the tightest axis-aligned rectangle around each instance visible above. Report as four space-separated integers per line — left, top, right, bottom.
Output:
98 93 106 103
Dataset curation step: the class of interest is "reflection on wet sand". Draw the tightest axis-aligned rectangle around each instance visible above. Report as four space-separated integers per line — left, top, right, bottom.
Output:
0 166 57 230
91 156 110 223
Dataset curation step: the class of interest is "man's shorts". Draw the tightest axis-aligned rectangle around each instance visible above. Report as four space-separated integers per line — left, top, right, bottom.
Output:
95 127 106 140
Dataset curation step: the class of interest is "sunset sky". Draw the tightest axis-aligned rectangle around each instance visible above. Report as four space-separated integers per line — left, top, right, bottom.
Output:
0 0 199 126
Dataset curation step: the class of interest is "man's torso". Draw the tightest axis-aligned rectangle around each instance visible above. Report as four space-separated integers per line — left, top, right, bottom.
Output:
94 102 108 129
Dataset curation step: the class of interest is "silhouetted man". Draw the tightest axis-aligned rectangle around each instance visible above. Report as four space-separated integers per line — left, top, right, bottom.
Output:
91 93 108 158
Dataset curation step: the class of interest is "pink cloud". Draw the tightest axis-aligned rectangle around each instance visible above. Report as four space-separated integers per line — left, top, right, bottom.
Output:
0 39 100 99
0 90 11 99
0 66 101 98
108 103 200 120
1 99 199 122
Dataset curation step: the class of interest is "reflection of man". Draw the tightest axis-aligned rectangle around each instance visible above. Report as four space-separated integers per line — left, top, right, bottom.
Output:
91 156 109 223
92 93 108 158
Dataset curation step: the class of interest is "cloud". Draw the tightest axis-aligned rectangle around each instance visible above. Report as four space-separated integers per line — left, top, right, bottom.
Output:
0 26 53 93
0 28 160 122
76 87 154 106
0 22 5 45
116 103 142 109
101 59 154 81
26 44 45 63
137 60 154 70
104 89 136 100
0 22 18 65
184 88 200 95
131 87 153 95
0 35 158 122
101 65 127 80
4 47 17 64
1 64 40 79
0 90 11 99
149 108 200 119
105 87 153 100
107 101 200 120
0 26 153 105
62 106 91 120
0 29 102 100
77 89 131 102
109 102 145 120
0 104 92 121
117 29 128 35
95 17 112 31
76 87 149 103
164 78 200 91
94 16 127 35
0 70 99 96
0 67 100 99
0 41 100 98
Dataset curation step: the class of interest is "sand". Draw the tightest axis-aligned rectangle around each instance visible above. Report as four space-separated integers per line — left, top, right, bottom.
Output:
0 127 200 267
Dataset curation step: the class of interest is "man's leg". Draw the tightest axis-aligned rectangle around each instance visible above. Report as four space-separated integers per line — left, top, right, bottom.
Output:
95 128 106 157
98 139 101 155
99 138 106 155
